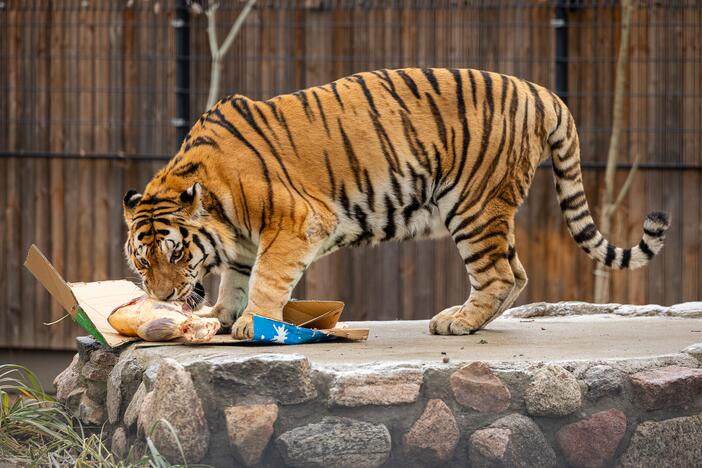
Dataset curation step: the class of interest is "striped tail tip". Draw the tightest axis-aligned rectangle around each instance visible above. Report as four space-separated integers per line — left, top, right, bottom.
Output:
627 211 670 269
644 211 670 235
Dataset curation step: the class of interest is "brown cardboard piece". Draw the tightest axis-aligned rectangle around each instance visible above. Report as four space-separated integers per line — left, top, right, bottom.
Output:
24 244 368 348
24 244 140 348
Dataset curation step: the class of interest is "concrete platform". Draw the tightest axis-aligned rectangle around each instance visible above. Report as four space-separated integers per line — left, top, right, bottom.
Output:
131 315 702 367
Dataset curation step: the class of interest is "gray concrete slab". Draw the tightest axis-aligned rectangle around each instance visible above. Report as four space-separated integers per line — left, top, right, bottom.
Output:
130 315 702 367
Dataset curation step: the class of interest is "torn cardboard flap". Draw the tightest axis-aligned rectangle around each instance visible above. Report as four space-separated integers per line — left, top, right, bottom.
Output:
24 244 368 348
24 244 79 314
25 245 142 348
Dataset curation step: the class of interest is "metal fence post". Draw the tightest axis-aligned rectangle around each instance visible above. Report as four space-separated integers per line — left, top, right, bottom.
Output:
553 0 568 103
173 0 190 148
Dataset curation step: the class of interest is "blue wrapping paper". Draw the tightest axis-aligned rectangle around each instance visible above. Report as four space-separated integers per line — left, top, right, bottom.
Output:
250 315 339 344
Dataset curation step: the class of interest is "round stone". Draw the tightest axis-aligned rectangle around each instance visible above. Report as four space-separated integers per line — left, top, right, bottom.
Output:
137 358 209 463
328 368 423 407
276 417 391 468
404 399 459 462
619 414 702 467
556 409 627 468
629 365 702 410
524 364 582 417
582 365 624 400
225 403 278 467
450 361 511 412
469 413 557 467
111 426 128 460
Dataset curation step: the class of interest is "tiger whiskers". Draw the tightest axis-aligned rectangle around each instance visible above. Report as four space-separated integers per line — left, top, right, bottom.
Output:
186 288 210 310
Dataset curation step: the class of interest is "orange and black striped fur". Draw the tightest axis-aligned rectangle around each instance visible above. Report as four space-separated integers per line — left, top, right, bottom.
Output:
123 68 670 339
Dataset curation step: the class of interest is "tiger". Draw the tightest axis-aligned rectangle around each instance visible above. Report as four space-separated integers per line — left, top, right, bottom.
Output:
123 68 670 340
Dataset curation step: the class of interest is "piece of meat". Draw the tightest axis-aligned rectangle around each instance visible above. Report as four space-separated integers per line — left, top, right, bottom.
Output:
108 296 220 343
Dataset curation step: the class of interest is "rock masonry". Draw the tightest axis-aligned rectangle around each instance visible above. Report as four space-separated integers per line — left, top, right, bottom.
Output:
54 335 702 467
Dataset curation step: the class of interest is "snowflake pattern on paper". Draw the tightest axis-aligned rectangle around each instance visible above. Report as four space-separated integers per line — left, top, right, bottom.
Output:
250 315 339 345
272 324 289 344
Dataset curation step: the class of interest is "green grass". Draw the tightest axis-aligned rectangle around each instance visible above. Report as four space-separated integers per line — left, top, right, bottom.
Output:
0 364 201 467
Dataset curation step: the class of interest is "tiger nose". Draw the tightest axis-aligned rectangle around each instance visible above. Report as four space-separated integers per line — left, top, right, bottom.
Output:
149 286 177 301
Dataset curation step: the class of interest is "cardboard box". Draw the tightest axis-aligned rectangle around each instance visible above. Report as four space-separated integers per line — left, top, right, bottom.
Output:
24 245 368 348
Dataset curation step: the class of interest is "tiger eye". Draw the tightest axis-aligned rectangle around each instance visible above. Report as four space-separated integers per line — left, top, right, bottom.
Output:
170 250 183 264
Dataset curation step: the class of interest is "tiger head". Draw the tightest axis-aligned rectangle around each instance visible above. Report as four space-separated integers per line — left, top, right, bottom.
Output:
123 182 209 308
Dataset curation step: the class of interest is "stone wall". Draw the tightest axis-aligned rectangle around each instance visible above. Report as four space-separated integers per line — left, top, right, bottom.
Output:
54 337 702 467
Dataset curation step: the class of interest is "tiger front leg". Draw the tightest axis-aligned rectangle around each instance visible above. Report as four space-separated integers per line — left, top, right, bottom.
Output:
231 229 322 340
196 267 251 330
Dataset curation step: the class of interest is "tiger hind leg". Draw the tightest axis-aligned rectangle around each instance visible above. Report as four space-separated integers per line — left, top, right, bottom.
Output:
430 210 518 335
483 245 528 327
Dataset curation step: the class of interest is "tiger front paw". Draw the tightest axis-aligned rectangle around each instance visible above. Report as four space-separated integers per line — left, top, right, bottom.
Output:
231 313 254 340
197 302 239 329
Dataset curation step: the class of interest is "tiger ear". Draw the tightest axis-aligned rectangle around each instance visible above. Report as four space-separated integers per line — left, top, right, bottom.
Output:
123 190 142 222
180 183 203 216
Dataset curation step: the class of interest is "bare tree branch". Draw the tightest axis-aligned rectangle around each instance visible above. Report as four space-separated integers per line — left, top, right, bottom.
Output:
205 3 220 59
205 0 257 110
602 0 633 212
611 150 640 213
220 0 256 57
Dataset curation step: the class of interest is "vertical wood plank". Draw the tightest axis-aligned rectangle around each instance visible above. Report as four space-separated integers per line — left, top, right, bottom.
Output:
48 2 68 348
5 0 21 347
680 4 701 301
609 2 628 303
664 5 682 306
121 1 140 259
400 0 417 67
78 2 95 291
63 1 80 310
245 3 261 99
94 2 110 283
626 5 648 305
33 1 51 348
260 3 277 99
108 3 128 282
18 3 37 348
646 5 667 304
0 0 7 346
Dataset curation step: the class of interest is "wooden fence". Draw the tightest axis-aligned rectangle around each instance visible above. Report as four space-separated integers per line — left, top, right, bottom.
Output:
1 0 700 350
